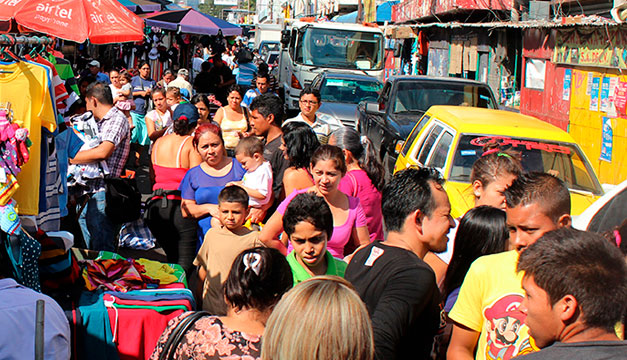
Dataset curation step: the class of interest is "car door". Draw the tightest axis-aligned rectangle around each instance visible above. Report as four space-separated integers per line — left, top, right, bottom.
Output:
366 81 392 157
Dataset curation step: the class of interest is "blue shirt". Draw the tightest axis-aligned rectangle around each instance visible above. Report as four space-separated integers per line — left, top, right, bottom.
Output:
130 75 156 115
242 88 278 107
55 129 84 217
236 62 257 87
0 278 71 360
179 159 245 241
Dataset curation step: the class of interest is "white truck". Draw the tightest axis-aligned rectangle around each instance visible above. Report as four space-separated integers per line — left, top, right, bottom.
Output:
276 20 385 111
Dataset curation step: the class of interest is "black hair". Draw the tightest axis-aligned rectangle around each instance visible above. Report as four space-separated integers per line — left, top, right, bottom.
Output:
249 94 284 127
235 136 264 157
227 84 245 98
138 60 150 70
256 71 269 81
517 227 627 332
218 185 249 207
79 76 96 87
85 82 113 105
442 206 509 300
283 193 334 239
382 167 445 233
201 61 211 72
191 94 211 109
162 69 174 76
505 172 571 222
299 86 321 103
224 247 293 312
330 127 385 190
310 145 347 177
282 122 320 168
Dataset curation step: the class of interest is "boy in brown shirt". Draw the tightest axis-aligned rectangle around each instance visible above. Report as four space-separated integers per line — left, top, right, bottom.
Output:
194 185 263 315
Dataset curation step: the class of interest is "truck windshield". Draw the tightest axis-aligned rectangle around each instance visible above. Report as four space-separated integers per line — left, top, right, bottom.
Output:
393 81 497 114
295 27 383 70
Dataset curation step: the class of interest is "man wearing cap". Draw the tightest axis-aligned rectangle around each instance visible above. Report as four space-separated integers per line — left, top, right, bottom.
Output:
81 60 110 85
169 68 194 98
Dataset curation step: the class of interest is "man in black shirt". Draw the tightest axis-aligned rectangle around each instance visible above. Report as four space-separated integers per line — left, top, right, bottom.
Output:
345 167 454 360
206 55 235 105
515 228 627 360
248 94 288 223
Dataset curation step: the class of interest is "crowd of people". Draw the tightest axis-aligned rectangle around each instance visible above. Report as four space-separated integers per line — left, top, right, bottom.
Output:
2 47 626 360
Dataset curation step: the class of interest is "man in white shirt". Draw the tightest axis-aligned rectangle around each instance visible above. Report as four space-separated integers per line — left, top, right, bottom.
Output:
168 68 193 98
283 86 339 145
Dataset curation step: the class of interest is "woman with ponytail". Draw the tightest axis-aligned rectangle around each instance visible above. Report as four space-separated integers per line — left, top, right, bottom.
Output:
329 128 384 241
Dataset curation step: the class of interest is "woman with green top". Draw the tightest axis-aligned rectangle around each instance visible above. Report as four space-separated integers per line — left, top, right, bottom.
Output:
282 192 347 284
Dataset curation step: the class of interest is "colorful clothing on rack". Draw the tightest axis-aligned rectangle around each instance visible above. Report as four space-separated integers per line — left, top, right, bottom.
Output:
82 258 159 292
0 61 57 215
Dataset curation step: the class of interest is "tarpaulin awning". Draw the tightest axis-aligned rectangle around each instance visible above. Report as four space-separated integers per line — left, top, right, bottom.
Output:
119 0 162 13
0 0 145 44
333 1 399 23
142 9 241 36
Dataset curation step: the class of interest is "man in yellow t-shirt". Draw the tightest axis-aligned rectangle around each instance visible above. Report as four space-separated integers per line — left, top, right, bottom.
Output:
447 173 572 360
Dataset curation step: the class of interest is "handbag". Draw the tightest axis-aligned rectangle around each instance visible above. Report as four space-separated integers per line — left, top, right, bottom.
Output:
158 311 210 360
104 177 141 224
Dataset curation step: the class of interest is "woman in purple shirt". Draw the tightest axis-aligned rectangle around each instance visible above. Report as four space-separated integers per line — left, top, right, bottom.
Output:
260 145 370 259
329 127 385 242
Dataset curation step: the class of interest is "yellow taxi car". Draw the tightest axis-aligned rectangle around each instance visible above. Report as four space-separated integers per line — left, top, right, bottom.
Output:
394 106 603 217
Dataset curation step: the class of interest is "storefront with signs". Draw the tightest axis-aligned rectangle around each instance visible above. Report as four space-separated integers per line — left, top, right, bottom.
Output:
520 24 626 185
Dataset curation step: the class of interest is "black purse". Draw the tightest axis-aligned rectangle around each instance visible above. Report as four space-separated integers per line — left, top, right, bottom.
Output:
104 177 141 224
158 311 210 360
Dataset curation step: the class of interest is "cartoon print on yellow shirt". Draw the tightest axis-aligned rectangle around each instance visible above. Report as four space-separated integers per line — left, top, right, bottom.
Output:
483 294 534 360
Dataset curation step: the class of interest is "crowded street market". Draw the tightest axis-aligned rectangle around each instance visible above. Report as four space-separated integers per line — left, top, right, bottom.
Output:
0 0 625 359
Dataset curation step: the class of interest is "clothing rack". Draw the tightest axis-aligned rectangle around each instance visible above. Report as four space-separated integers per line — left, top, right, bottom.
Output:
0 34 54 45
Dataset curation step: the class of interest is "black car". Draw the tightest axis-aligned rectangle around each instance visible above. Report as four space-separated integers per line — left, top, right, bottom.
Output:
358 75 498 174
310 71 383 128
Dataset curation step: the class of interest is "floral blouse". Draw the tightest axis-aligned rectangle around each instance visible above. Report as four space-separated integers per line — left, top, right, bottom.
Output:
150 312 261 360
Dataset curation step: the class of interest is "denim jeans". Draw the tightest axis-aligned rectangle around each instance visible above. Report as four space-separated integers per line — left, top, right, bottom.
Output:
78 190 119 252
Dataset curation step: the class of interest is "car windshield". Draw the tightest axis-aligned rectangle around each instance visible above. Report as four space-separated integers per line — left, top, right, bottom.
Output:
393 81 497 114
320 78 382 103
449 134 603 195
295 27 383 70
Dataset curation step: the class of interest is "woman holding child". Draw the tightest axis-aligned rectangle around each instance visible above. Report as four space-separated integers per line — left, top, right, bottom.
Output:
179 123 245 244
260 145 370 259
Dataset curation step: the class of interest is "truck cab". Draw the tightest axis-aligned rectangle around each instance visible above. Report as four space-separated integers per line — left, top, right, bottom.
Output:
277 20 385 112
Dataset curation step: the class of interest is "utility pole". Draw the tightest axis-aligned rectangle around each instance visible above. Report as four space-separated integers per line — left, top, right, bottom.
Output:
357 0 363 22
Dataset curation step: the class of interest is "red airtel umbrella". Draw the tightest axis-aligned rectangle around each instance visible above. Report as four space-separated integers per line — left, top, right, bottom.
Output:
0 0 144 44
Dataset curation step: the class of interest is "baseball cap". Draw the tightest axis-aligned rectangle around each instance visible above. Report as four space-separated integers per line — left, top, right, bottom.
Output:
173 102 199 124
177 68 189 77
88 60 100 67
148 47 159 60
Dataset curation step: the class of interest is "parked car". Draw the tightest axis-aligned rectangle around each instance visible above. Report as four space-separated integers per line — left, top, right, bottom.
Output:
358 75 498 173
573 179 626 233
395 106 603 218
310 71 383 128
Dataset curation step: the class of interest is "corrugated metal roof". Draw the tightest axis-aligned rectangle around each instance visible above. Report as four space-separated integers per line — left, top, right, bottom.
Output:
385 15 618 30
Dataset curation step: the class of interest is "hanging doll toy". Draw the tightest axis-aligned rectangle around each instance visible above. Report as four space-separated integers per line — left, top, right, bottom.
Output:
0 108 32 177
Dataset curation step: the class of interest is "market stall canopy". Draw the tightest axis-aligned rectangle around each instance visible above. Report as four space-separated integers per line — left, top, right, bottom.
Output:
0 0 145 44
119 0 162 13
142 9 242 36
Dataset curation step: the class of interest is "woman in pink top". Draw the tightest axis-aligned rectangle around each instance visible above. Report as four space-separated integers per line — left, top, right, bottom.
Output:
145 103 202 273
260 145 370 259
329 127 385 242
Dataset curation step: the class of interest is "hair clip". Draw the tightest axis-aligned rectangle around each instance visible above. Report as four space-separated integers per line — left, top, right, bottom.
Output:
615 229 622 247
243 252 261 276
481 148 499 157
497 153 512 159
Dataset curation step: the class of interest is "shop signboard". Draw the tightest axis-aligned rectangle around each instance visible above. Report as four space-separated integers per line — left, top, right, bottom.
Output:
553 28 627 70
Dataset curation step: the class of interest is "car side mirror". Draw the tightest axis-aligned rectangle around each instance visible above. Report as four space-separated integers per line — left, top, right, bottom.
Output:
280 29 290 46
365 101 384 115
